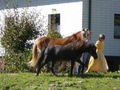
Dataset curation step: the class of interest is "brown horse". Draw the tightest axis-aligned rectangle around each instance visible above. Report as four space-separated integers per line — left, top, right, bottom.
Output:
29 28 91 68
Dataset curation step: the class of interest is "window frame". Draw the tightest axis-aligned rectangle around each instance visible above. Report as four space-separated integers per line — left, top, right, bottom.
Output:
114 14 120 39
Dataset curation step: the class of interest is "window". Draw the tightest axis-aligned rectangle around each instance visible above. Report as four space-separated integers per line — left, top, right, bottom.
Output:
48 14 60 31
114 14 120 39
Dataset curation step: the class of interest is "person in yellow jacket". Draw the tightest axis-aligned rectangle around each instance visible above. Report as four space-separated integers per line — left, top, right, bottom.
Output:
85 34 109 73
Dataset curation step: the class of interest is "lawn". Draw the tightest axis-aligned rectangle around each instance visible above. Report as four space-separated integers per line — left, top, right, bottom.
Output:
0 72 120 90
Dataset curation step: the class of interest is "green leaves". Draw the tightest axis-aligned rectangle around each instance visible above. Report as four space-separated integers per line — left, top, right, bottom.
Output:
0 9 43 72
47 30 62 38
1 15 39 53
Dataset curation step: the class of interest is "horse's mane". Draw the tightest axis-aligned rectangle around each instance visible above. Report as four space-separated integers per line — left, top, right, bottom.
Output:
62 31 82 43
65 41 85 49
65 31 81 39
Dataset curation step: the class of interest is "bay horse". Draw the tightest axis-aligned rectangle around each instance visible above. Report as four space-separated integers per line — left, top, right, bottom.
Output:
29 28 91 68
35 41 97 76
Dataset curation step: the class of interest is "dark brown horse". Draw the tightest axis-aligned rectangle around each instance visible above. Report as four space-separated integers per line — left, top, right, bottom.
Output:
35 41 97 76
29 29 91 68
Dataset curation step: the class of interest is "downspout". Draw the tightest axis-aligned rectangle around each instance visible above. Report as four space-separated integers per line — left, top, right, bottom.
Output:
88 0 92 30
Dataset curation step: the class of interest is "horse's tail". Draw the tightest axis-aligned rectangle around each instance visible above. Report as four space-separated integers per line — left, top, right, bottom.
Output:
29 43 41 67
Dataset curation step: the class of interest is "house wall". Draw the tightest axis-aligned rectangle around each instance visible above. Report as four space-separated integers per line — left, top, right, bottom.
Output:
89 0 120 56
0 0 83 56
45 2 82 37
82 0 89 29
37 1 83 37
0 1 83 37
1 0 120 57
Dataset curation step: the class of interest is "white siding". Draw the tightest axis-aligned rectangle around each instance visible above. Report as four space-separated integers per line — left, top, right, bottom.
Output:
82 0 89 28
25 1 83 37
39 2 83 37
90 0 120 56
31 2 83 37
0 1 83 56
1 0 120 57
0 1 83 37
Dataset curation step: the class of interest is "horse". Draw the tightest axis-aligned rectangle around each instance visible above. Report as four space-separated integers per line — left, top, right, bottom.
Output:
29 28 91 69
35 41 97 76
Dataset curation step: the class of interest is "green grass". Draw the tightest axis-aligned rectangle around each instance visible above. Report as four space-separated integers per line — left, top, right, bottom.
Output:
0 72 120 90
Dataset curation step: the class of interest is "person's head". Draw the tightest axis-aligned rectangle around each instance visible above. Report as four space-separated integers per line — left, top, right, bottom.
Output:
99 34 105 41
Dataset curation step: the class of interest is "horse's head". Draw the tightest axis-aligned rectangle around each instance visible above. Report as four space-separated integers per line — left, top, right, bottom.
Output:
79 28 91 41
65 29 91 42
86 43 98 59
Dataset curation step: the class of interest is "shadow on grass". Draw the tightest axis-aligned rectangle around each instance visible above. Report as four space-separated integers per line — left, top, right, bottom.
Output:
45 72 120 79
76 72 120 79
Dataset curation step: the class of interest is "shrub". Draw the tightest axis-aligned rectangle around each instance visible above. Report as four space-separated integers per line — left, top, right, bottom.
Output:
47 30 62 38
1 9 46 72
4 50 31 73
2 16 38 52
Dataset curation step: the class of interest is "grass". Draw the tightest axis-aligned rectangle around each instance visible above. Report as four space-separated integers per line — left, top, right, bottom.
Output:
0 72 120 90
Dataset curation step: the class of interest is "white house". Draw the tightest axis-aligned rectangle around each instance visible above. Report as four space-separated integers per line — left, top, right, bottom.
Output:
0 0 120 70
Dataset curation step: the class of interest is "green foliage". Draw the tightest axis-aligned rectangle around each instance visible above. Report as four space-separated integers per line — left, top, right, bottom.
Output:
1 15 39 52
47 30 62 38
0 10 44 72
4 50 31 73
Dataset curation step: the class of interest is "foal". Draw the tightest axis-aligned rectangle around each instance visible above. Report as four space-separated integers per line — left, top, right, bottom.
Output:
35 41 97 76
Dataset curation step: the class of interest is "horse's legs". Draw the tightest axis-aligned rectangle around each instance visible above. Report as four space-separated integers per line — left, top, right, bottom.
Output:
36 62 46 76
70 60 75 77
78 62 84 74
35 49 45 71
36 55 48 76
51 61 58 76
75 59 85 74
79 53 91 74
81 63 85 74
78 64 82 73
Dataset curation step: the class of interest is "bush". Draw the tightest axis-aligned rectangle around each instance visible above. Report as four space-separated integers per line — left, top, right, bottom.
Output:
4 50 31 73
2 16 38 52
47 30 62 38
1 9 45 72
